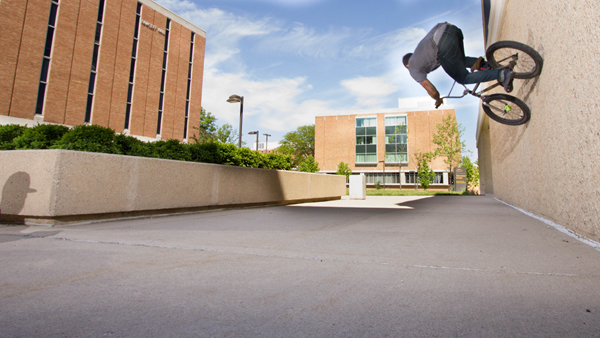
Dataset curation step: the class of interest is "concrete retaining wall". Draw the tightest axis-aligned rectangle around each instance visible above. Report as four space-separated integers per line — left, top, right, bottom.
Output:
0 150 346 225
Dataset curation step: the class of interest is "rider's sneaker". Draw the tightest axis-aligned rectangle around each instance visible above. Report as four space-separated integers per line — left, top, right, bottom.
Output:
502 70 515 92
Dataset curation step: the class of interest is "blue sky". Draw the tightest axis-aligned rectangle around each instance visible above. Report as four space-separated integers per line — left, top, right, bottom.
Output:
156 0 485 158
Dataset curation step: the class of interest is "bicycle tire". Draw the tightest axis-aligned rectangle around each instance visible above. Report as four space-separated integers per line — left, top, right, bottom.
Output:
486 41 543 79
481 94 531 125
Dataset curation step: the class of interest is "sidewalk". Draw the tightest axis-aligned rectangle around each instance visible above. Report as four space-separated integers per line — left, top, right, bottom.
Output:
1 195 598 337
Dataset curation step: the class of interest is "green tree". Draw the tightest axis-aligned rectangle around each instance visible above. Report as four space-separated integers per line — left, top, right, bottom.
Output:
191 107 239 145
415 151 435 190
462 156 480 192
279 124 315 166
215 124 237 144
298 155 319 173
336 162 352 180
432 114 465 180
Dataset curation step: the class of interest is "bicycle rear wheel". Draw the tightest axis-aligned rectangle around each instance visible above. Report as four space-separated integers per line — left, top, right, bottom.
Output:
486 41 543 79
481 94 530 125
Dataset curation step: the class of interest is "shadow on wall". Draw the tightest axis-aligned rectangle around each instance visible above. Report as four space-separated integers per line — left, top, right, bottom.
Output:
1 172 37 216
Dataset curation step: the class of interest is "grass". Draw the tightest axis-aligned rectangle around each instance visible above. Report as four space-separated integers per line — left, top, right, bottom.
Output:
346 189 472 196
367 189 465 196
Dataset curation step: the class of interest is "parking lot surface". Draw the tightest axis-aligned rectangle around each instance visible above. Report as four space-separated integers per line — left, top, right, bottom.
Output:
1 195 599 337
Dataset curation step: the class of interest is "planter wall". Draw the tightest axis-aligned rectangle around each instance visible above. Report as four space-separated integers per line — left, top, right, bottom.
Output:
0 150 345 225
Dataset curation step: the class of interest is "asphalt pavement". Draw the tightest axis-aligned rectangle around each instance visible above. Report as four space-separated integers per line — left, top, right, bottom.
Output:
1 195 599 337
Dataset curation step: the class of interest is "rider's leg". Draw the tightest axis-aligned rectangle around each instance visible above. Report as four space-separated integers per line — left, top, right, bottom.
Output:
437 25 502 84
468 57 491 72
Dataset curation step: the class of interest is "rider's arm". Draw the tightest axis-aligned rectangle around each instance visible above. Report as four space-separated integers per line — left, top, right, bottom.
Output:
420 79 444 108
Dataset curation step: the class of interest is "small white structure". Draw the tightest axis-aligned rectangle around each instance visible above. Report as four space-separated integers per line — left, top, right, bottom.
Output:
349 173 366 200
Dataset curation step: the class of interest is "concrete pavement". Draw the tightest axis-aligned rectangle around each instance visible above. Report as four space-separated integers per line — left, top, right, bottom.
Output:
1 195 599 337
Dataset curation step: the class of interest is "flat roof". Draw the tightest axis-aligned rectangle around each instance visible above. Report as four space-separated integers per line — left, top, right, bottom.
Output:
141 0 206 38
315 97 454 117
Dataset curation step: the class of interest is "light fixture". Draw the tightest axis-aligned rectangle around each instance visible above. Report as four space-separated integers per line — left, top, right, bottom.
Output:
227 95 244 147
248 131 259 151
263 133 271 152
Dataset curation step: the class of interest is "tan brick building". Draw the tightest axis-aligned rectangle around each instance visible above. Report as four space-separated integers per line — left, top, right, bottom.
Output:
0 0 205 142
315 97 458 190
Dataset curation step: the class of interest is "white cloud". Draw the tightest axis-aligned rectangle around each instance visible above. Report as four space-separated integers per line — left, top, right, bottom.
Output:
202 68 330 133
251 0 328 7
341 76 397 108
258 24 372 59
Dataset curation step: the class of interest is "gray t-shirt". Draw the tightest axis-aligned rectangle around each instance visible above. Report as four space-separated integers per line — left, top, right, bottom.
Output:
408 22 448 83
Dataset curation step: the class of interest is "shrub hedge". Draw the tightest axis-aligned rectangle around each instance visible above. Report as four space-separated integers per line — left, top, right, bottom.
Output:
0 124 292 170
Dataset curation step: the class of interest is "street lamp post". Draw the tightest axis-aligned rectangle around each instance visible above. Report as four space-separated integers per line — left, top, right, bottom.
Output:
248 131 259 151
263 133 271 152
227 95 244 148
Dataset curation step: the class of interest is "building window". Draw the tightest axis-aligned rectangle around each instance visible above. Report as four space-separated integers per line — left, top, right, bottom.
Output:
355 117 377 163
157 18 170 135
183 32 194 140
405 172 418 184
125 2 142 130
405 172 445 185
84 0 106 123
35 0 60 116
384 115 408 163
364 173 400 185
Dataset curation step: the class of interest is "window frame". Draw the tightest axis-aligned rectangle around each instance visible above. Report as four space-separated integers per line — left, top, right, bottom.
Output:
355 116 378 164
384 114 408 164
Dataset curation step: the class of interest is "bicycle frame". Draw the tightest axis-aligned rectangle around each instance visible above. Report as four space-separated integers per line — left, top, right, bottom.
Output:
443 80 503 100
442 80 512 119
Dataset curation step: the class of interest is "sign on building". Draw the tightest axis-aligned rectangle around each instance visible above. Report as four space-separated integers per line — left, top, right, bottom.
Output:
454 167 467 192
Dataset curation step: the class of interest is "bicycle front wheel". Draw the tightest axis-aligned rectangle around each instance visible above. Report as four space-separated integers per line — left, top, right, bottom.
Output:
486 41 543 79
481 94 531 125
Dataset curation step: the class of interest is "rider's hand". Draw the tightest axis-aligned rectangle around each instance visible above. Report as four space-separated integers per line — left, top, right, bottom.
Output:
435 98 443 109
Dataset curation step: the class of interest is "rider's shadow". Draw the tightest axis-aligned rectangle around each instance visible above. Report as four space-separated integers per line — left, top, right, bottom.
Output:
494 72 541 161
1 172 37 216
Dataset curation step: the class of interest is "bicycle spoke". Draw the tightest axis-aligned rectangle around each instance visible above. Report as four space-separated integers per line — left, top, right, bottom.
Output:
491 48 537 75
483 99 524 121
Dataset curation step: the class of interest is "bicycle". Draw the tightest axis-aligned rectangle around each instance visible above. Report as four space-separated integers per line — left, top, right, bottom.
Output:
442 41 544 126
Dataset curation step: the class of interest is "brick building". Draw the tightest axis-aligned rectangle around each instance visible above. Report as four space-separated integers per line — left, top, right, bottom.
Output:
315 97 458 190
0 0 205 142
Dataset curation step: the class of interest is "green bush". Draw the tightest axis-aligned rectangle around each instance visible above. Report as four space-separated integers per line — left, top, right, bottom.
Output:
298 155 319 172
264 153 292 170
3 124 293 171
188 141 292 170
151 139 191 161
12 124 70 150
0 124 27 150
52 124 119 153
236 147 263 168
189 141 220 164
114 134 156 158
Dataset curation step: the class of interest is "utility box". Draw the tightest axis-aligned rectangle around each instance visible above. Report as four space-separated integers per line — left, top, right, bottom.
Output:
349 174 366 200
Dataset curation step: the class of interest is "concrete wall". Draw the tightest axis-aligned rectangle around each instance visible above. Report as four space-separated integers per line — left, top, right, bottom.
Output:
477 0 600 241
0 150 346 225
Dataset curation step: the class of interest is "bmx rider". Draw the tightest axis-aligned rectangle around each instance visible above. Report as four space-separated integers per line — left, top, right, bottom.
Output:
403 22 515 108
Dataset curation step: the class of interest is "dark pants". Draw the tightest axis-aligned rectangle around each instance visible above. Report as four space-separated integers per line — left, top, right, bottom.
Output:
437 25 502 85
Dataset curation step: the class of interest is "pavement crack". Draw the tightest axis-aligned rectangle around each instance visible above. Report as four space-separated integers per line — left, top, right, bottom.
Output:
43 236 585 278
